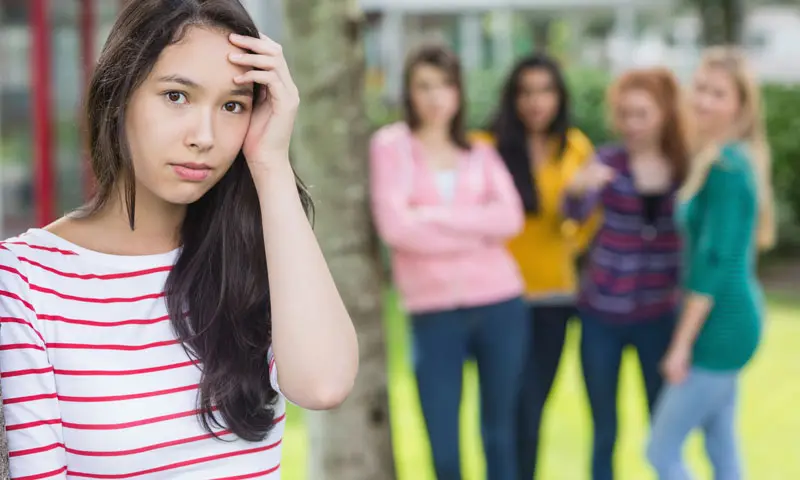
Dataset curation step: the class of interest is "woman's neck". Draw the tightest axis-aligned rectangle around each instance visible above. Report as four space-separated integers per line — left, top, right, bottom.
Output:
527 131 548 147
627 141 663 160
104 187 184 251
413 125 452 148
51 184 186 256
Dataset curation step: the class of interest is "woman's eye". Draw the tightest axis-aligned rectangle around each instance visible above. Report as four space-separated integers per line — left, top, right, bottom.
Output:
166 91 187 104
223 102 244 113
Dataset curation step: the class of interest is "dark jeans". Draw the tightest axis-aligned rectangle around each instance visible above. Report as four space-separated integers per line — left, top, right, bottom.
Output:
411 297 529 480
516 304 576 480
579 312 676 480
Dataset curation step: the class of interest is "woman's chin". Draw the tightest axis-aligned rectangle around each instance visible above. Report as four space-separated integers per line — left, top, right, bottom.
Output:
160 185 213 206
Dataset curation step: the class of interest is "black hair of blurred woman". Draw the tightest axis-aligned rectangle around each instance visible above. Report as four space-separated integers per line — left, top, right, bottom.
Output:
490 53 571 213
402 43 471 150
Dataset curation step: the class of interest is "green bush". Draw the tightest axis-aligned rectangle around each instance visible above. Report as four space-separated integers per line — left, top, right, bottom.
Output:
366 69 800 252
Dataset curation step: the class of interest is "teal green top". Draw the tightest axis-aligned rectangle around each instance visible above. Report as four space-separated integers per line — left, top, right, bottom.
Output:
675 143 765 371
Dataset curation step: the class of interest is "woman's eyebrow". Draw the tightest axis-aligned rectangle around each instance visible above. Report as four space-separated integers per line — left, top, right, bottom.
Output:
157 74 252 98
157 74 200 89
230 87 253 97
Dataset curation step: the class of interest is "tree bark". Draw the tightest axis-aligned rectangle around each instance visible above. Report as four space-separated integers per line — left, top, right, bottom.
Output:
697 0 745 46
280 0 396 479
531 17 552 53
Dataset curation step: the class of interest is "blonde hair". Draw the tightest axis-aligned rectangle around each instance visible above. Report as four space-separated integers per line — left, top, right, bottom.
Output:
679 47 776 251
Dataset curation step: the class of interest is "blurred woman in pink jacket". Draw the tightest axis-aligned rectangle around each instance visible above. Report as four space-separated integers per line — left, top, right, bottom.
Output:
369 44 528 480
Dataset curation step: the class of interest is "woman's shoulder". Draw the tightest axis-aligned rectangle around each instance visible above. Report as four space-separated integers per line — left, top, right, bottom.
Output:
468 129 495 146
370 121 410 147
0 234 27 265
699 144 755 196
0 229 76 261
717 142 752 171
0 231 48 293
2 227 178 276
565 128 594 155
704 143 753 186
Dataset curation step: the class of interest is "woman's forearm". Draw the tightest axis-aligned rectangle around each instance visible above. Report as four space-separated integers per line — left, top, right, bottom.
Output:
253 160 358 410
671 292 713 351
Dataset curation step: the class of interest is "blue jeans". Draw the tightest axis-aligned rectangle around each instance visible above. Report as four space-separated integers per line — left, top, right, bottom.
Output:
580 312 675 480
516 304 575 480
647 368 741 480
411 297 529 480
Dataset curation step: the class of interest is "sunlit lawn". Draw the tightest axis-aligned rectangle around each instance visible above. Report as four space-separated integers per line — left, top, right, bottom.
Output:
282 294 800 479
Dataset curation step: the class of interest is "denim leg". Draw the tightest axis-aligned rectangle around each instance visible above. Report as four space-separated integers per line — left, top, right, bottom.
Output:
471 297 530 480
630 315 676 415
411 309 470 480
516 304 573 480
647 368 739 480
580 314 625 480
702 377 741 480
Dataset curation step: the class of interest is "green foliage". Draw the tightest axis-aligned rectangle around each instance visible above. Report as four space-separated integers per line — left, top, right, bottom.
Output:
762 84 800 249
365 69 800 252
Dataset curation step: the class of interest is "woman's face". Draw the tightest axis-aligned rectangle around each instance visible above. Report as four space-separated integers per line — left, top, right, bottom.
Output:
691 66 741 139
615 88 664 149
124 26 254 206
408 63 460 129
515 67 560 133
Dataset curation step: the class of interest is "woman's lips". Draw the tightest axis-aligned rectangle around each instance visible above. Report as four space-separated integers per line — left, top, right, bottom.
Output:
171 163 211 181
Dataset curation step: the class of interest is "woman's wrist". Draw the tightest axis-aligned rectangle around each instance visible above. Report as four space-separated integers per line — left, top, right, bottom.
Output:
249 154 295 194
668 338 692 353
565 179 585 197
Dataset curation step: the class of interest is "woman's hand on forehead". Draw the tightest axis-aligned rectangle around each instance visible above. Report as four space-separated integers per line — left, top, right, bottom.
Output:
228 32 299 175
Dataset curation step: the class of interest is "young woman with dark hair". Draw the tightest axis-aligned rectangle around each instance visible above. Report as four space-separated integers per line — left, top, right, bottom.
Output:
478 53 598 480
563 67 689 480
0 1 357 478
370 44 528 480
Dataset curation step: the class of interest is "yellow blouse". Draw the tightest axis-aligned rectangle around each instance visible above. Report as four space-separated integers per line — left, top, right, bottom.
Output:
470 129 600 301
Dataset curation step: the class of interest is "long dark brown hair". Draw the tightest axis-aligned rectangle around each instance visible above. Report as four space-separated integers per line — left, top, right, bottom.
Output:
490 54 572 213
607 67 690 183
81 0 312 442
401 44 470 149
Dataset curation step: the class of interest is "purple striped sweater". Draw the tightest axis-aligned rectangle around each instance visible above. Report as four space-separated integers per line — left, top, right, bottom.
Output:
563 145 682 323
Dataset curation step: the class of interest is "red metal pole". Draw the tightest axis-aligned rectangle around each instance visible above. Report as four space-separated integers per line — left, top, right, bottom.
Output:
80 0 96 200
31 0 55 226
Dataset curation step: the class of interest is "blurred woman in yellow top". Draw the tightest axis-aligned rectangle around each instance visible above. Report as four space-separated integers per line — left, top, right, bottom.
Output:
477 53 598 480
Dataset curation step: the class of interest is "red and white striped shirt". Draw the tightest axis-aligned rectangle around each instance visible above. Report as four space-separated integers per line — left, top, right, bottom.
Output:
0 229 285 479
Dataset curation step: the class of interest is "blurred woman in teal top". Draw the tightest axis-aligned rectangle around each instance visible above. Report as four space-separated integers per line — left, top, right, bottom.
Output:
647 47 776 480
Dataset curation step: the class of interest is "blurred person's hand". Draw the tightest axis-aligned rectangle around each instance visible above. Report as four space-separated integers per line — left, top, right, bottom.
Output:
567 161 615 196
661 344 690 384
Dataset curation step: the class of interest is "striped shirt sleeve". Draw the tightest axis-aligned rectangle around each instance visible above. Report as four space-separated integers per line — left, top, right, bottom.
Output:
0 247 68 479
267 346 280 395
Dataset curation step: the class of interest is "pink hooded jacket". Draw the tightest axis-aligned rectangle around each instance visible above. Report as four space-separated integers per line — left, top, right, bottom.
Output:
369 122 525 313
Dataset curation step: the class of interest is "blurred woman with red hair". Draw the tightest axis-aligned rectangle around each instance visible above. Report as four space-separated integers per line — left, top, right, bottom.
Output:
563 67 690 480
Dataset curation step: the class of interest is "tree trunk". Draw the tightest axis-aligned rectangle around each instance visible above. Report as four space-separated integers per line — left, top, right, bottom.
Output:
280 1 396 479
697 0 745 46
531 17 552 53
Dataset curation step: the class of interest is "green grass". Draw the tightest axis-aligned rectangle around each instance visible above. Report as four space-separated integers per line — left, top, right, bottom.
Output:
281 296 800 479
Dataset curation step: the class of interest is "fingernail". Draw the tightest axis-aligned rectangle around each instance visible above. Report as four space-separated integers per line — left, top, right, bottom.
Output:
230 53 242 59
